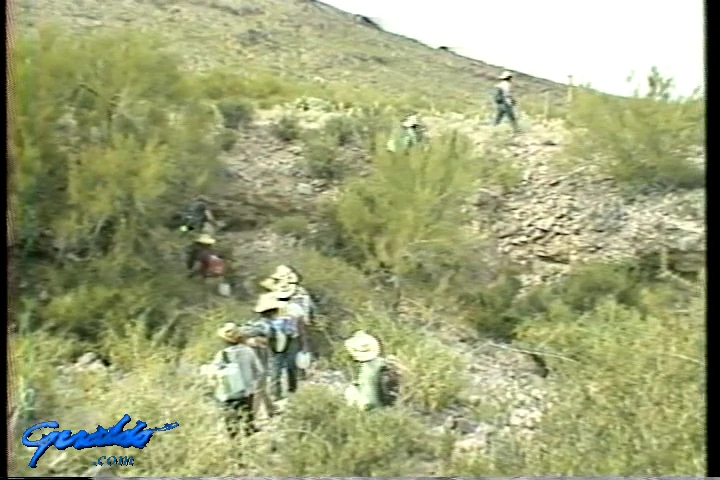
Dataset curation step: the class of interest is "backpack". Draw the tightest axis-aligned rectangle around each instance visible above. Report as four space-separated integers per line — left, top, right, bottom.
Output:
214 349 247 402
494 86 506 104
180 202 207 231
205 254 226 277
268 316 298 353
377 356 403 407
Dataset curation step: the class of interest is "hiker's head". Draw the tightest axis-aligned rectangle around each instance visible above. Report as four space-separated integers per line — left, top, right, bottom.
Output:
273 281 297 300
270 264 301 284
218 322 242 345
195 233 216 246
255 293 281 317
344 330 381 362
402 114 420 129
499 70 513 81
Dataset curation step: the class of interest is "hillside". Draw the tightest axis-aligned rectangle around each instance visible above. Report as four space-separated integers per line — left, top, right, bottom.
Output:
14 0 570 112
8 7 705 479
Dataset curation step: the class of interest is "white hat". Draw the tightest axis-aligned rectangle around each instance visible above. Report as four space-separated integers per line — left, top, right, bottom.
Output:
499 70 513 80
217 322 240 342
344 331 381 362
196 233 216 245
254 293 282 313
402 115 420 128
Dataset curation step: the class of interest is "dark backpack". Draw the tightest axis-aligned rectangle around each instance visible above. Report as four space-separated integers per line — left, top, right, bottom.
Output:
377 356 403 406
180 202 207 231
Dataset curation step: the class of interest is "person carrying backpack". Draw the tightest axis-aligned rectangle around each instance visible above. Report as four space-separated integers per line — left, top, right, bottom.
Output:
239 321 276 421
254 292 309 401
209 322 265 438
177 196 218 235
343 331 402 411
493 70 520 133
186 234 226 279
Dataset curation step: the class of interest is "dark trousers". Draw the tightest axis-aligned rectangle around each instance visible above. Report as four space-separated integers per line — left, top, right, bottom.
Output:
271 340 300 399
494 103 519 131
222 395 256 438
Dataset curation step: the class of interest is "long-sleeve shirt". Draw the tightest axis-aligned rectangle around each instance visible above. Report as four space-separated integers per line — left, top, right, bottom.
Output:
211 344 265 393
495 80 515 106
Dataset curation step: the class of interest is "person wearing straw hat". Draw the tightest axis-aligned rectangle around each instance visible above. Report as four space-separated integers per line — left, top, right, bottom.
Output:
269 265 316 326
186 234 226 279
493 70 520 133
254 292 305 401
208 322 264 437
239 320 277 421
343 331 386 411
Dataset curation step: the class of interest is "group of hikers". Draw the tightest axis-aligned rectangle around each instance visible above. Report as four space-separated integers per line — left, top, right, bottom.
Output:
197 263 400 438
388 69 520 151
179 68 519 437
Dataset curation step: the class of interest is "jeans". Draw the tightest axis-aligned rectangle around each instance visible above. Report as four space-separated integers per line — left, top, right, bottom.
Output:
270 340 300 399
494 103 519 132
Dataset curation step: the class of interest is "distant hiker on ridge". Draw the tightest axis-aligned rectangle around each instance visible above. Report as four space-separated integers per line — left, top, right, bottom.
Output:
493 70 520 133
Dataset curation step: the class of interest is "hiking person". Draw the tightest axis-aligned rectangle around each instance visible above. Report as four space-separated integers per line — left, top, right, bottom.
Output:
493 70 520 133
186 234 226 279
344 331 402 411
387 114 425 153
254 292 309 401
239 322 276 421
270 265 316 325
274 281 314 378
209 322 265 438
176 196 218 234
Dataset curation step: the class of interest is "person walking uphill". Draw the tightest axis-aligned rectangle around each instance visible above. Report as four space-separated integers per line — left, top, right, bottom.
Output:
186 234 226 279
493 70 520 133
209 322 265 438
254 293 310 401
344 331 402 411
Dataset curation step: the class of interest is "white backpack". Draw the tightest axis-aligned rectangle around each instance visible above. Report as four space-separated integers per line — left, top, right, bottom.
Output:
214 349 247 402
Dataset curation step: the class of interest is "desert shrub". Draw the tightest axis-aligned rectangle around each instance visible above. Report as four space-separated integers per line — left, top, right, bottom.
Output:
475 139 524 192
333 132 481 284
303 134 346 180
566 68 705 190
10 25 225 340
243 385 450 476
217 128 238 152
272 114 301 141
217 98 254 129
323 115 359 146
271 214 310 238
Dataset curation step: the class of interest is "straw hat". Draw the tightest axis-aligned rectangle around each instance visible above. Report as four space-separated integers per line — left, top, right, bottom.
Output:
344 331 381 362
196 233 216 245
218 322 241 343
499 70 513 80
254 293 282 313
259 277 278 291
274 281 298 300
402 114 420 128
270 265 300 284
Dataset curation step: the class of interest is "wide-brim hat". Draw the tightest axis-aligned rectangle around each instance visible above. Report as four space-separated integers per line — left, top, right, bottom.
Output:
499 70 513 80
218 322 241 343
270 265 300 284
259 277 278 291
254 293 282 313
402 115 420 128
196 233 216 245
274 281 298 300
344 331 381 362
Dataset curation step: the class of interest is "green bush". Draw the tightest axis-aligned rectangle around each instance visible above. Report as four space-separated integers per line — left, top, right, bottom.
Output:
272 114 301 142
217 128 238 152
271 215 310 238
303 134 346 180
217 98 254 129
243 385 450 476
333 132 481 281
323 115 359 146
566 68 705 190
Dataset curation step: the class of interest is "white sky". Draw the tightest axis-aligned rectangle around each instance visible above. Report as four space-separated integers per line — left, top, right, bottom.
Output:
324 0 705 97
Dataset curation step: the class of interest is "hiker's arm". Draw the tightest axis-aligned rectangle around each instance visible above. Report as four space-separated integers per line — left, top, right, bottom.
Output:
297 318 310 352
